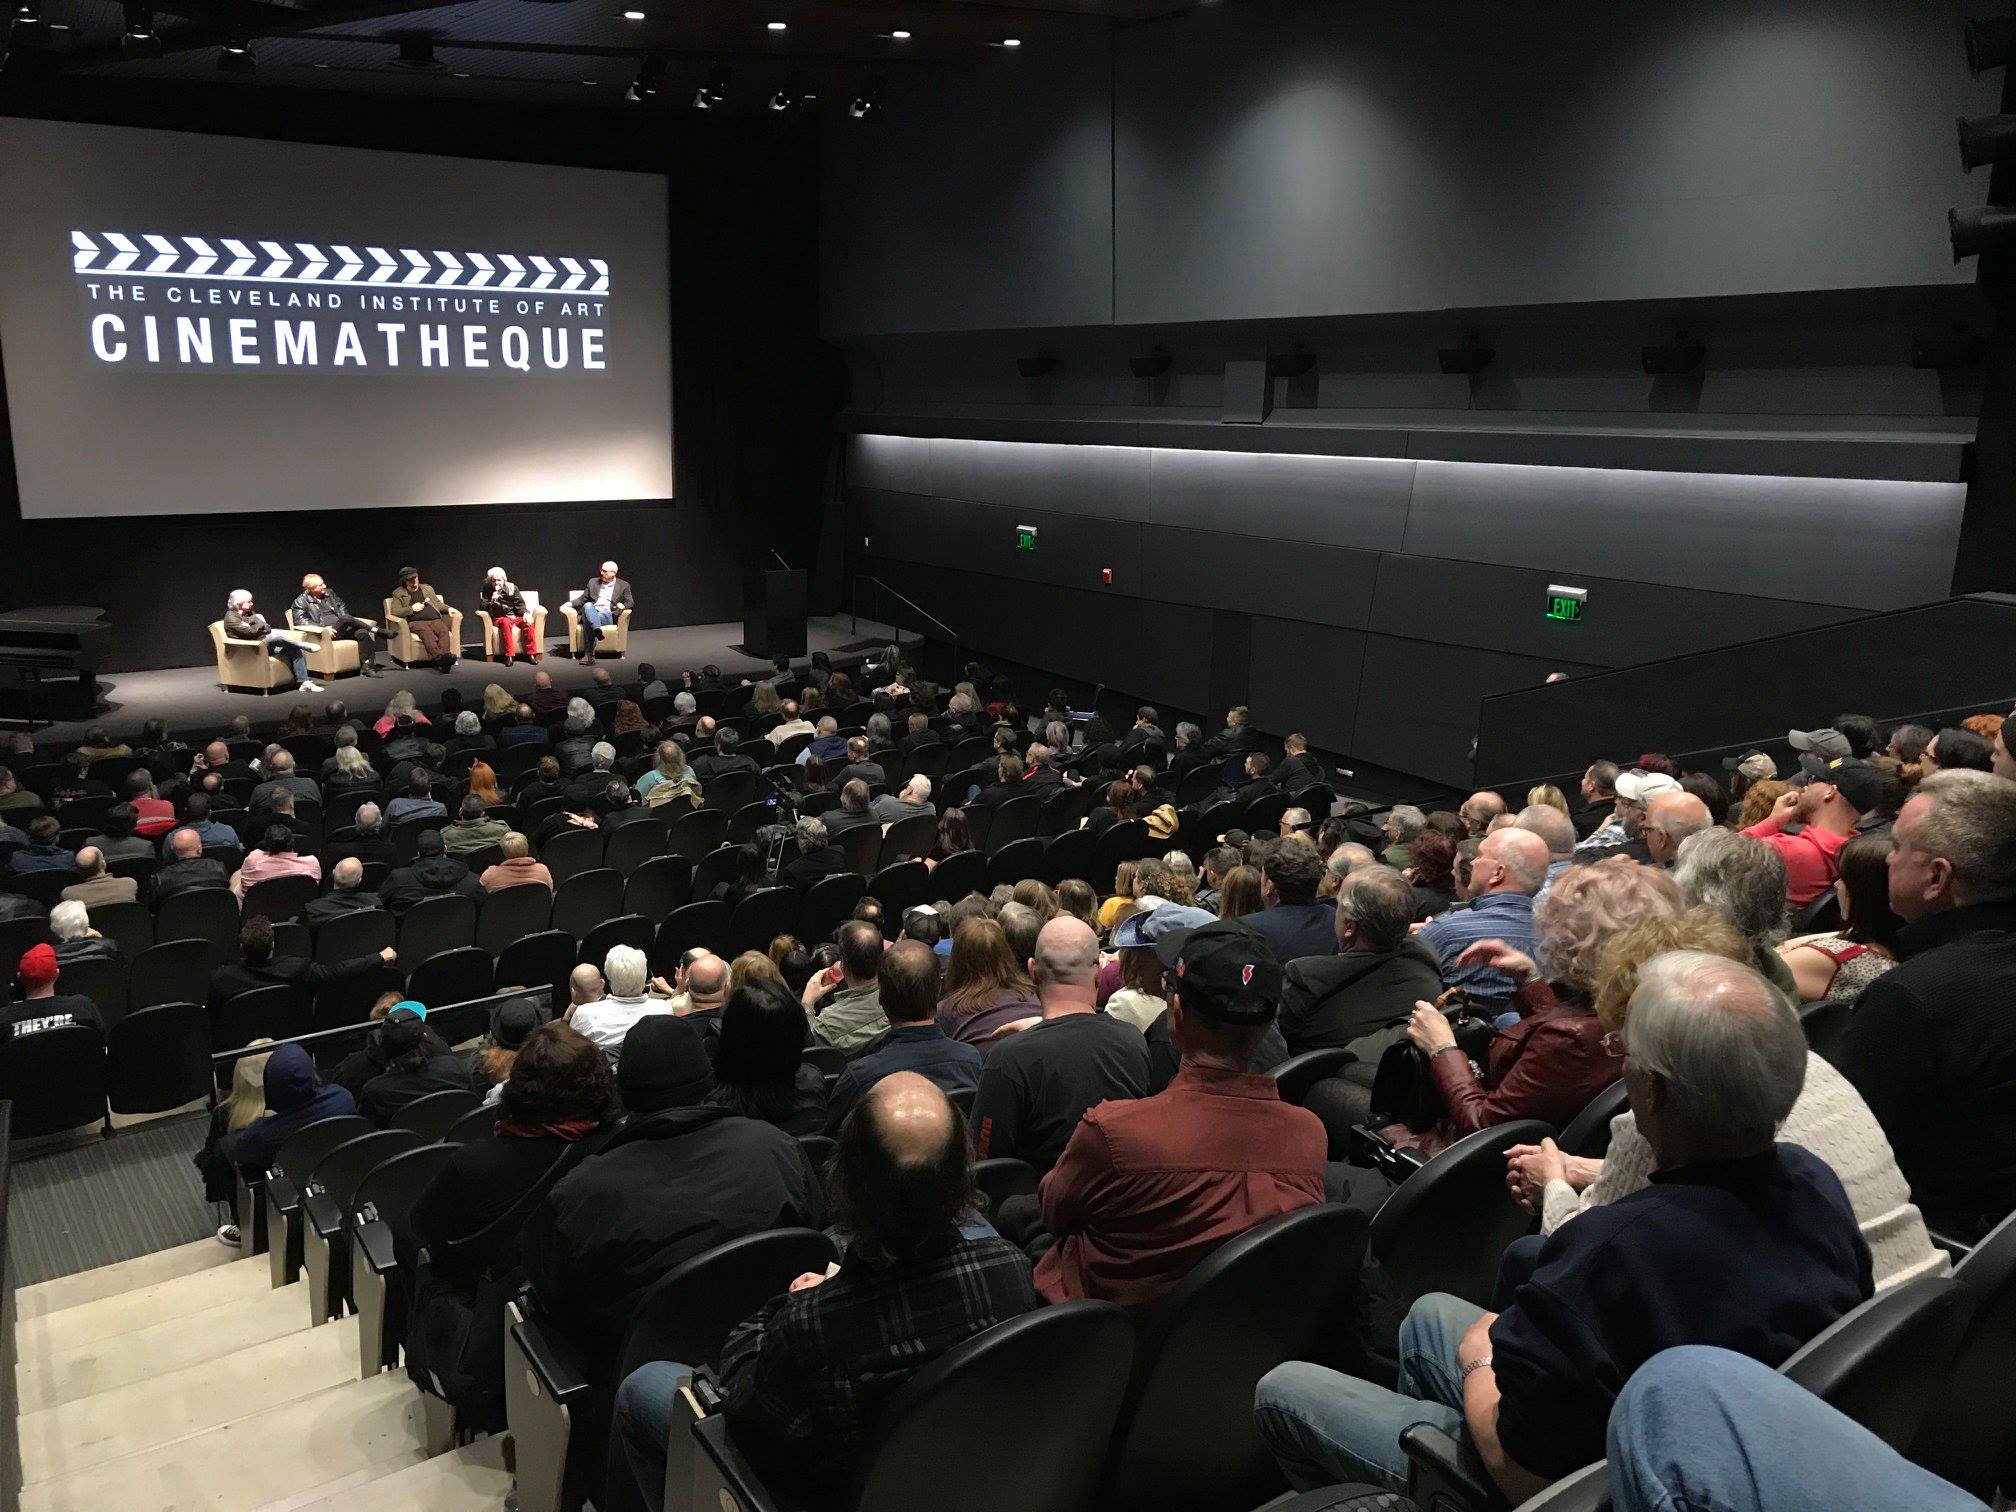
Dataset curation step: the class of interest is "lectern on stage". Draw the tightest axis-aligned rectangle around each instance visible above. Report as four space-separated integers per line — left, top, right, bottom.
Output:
742 569 808 659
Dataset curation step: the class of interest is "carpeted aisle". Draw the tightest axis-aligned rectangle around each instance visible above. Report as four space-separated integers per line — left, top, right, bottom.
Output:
8 1113 214 1287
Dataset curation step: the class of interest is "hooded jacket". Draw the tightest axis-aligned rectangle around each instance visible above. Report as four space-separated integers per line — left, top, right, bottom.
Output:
379 853 483 916
521 1104 824 1370
222 1044 357 1174
1277 937 1444 1057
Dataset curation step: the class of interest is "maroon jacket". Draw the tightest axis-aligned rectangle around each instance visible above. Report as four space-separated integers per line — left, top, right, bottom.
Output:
1034 1064 1326 1309
1393 979 1623 1157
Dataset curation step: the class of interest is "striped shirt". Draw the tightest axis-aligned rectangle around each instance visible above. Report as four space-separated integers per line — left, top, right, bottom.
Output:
1416 890 1539 1012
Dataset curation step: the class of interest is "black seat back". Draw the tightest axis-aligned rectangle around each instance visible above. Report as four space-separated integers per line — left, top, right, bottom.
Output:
56 955 129 1029
984 795 1042 854
878 813 937 870
353 1142 458 1240
1781 1275 1969 1453
540 826 606 888
668 806 730 862
552 869 624 941
130 937 215 1011
615 1228 838 1384
866 860 931 921
1041 828 1097 888
315 908 395 965
475 884 552 956
396 893 477 964
651 901 728 975
106 1002 210 1115
213 983 312 1052
1103 1205 1371 1509
725 886 801 958
857 1301 1135 1512
405 946 494 1010
1916 1208 2016 1496
622 855 691 924
241 874 320 923
389 1088 481 1140
578 913 653 968
493 930 576 999
89 899 153 959
988 837 1045 890
445 1102 504 1144
0 1024 105 1137
930 850 988 903
1800 996 1856 1067
1269 1048 1357 1108
1370 1118 1555 1309
800 872 867 942
273 1113 375 1184
308 1129 428 1209
1557 1080 1628 1159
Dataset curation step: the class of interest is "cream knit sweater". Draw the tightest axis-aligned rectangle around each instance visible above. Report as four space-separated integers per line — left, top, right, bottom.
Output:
1541 1052 1949 1291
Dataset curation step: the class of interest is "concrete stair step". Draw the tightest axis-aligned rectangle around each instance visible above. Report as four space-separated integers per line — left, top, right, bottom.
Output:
19 1311 362 1484
17 1253 273 1355
275 1434 510 1512
17 1238 239 1321
17 1275 307 1413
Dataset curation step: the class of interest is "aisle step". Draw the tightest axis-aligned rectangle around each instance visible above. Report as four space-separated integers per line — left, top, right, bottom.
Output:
19 1312 360 1483
17 1276 305 1412
17 1238 239 1321
277 1434 510 1512
17 1254 272 1356
18 1371 425 1512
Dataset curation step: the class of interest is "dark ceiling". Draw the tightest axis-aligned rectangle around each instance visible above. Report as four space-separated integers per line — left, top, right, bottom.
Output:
5 0 1199 108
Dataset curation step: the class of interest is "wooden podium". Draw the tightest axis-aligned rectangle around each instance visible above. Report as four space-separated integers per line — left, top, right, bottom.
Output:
743 569 808 659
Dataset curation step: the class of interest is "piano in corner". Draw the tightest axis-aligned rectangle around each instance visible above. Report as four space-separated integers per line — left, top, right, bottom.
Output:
0 606 109 725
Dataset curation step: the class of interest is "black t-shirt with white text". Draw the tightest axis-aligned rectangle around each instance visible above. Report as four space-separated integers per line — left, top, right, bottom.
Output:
2 994 103 1040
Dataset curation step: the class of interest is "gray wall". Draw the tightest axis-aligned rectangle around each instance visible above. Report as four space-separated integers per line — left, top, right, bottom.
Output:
848 432 1965 786
823 0 1994 337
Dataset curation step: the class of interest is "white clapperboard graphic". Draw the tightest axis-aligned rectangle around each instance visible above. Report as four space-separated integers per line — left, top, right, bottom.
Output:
69 230 612 373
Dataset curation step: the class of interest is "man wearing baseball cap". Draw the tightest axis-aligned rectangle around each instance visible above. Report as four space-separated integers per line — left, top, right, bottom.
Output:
1743 759 1883 907
1032 919 1326 1309
1575 769 1679 866
6 943 102 1040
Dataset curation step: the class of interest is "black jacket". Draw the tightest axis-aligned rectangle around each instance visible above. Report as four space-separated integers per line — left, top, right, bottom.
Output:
1240 900 1338 966
209 951 385 1010
331 832 397 867
379 856 482 916
1278 939 1445 1056
153 857 230 903
360 1053 474 1126
1838 901 2016 1241
780 845 846 893
303 890 383 930
1275 752 1325 793
691 752 760 784
410 1128 604 1286
522 1104 824 1369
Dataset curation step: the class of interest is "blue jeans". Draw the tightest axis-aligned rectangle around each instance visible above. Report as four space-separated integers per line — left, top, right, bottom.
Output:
580 600 616 653
1609 1346 1983 1512
1255 1291 1481 1491
614 1359 693 1512
265 635 309 684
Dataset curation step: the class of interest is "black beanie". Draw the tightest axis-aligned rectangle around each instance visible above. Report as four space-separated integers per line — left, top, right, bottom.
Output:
618 1014 715 1115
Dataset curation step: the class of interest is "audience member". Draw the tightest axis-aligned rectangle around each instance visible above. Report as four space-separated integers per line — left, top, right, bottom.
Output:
154 827 230 901
221 1042 356 1175
358 1002 472 1123
1414 827 1549 1012
303 856 380 927
1279 864 1442 1061
8 815 76 877
935 916 1043 1053
707 978 829 1134
209 914 394 1009
48 900 118 966
379 829 482 915
827 940 980 1130
1777 832 1902 1005
440 795 509 859
6 943 102 1039
1241 841 1337 964
568 945 669 1058
1577 769 1675 861
60 847 136 907
1640 791 1713 869
232 825 321 898
1671 828 1798 994
805 921 888 1055
467 996 548 1095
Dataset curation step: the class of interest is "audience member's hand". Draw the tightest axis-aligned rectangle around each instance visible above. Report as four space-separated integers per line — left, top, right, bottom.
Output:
649 975 674 998
788 1271 827 1293
989 1016 1042 1040
1770 788 1803 824
378 947 398 963
1506 1138 1597 1212
1407 1002 1457 1055
1453 938 1538 985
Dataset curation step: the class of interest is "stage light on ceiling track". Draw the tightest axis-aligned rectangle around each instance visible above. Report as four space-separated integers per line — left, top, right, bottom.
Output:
621 8 644 17
848 76 883 119
692 61 728 108
768 69 814 111
1950 204 2016 261
1958 114 2016 171
218 35 256 72
887 29 910 40
626 53 665 100
120 3 155 42
1966 16 2016 75
765 19 786 31
997 36 1021 47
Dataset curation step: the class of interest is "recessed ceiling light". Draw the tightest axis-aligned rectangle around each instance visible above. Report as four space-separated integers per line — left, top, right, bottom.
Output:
765 19 785 30
622 8 644 18
1000 37 1021 47
889 29 910 39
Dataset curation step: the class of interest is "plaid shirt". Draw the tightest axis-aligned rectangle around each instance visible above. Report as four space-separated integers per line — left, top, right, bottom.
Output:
718 1229 1036 1499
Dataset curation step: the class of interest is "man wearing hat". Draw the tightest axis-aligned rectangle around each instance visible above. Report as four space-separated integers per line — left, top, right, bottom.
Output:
1574 769 1679 866
358 1001 470 1124
523 1014 823 1370
1033 920 1326 1309
1723 749 1779 813
1744 757 1882 907
6 943 102 1040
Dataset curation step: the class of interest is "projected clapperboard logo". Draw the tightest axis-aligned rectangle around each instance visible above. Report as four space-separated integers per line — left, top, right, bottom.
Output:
68 230 612 374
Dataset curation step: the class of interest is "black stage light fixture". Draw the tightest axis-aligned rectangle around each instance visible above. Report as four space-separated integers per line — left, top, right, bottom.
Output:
218 35 256 72
1912 326 1988 368
627 54 666 101
768 68 814 111
1438 339 1494 376
121 2 155 43
848 76 883 120
1129 352 1170 378
1267 350 1315 378
1016 355 1055 378
692 61 728 109
1959 114 2016 171
1967 16 2016 75
10 0 43 35
1951 204 2016 261
1642 332 1705 375
390 33 443 69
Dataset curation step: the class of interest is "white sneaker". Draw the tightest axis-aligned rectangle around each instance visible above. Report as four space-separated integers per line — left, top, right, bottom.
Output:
301 680 324 693
215 1223 241 1247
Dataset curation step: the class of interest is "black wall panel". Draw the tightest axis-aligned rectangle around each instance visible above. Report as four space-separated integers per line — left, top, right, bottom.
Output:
1245 617 1367 756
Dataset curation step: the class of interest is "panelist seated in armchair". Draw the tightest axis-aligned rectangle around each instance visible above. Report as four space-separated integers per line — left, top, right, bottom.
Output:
567 560 633 663
223 589 320 692
479 567 542 666
288 573 384 678
385 567 459 672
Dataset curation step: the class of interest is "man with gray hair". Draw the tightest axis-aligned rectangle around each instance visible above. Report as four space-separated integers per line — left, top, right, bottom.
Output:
1460 790 1509 838
1319 841 1379 900
1671 828 1797 995
49 899 119 965
1280 865 1442 1058
1383 805 1426 868
1515 804 1578 903
780 815 844 892
568 944 667 1057
972 916 1150 1170
1841 769 2016 1240
1416 828 1548 1013
1257 949 1871 1501
823 779 880 840
1641 791 1714 870
871 774 936 826
223 587 317 690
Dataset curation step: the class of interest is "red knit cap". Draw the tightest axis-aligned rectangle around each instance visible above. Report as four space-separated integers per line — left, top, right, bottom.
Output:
17 943 58 989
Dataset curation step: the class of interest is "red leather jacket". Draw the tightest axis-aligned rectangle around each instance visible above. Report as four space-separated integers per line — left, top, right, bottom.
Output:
1392 979 1624 1157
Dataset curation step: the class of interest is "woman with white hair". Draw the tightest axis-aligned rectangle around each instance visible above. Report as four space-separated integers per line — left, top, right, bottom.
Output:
479 568 537 666
372 688 429 738
49 900 120 965
222 588 317 691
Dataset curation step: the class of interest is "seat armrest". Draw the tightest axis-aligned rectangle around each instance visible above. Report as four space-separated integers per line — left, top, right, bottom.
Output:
1403 1424 1509 1512
692 1414 791 1512
266 1168 301 1217
511 1309 593 1407
354 1216 397 1277
303 1187 343 1242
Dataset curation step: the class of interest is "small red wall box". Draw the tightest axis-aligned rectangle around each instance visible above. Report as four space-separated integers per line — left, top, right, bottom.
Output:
1101 567 1114 585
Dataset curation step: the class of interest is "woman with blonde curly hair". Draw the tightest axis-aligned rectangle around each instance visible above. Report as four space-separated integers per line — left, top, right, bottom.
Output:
1501 907 1944 1292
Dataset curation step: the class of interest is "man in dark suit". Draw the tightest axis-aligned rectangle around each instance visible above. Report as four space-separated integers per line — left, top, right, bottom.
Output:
208 913 394 1010
153 827 231 903
575 560 634 664
1240 841 1338 966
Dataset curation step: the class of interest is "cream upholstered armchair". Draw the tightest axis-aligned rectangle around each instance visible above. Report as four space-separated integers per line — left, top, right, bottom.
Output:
209 620 292 694
285 610 373 680
560 596 631 657
478 590 547 661
380 597 464 667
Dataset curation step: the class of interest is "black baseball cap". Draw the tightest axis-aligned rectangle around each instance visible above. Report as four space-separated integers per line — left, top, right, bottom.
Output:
1153 918 1282 1025
1801 755 1885 813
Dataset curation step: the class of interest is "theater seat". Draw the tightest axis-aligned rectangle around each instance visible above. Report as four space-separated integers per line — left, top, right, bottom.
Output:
478 592 548 661
560 600 631 658
285 609 370 680
382 596 466 667
208 619 292 695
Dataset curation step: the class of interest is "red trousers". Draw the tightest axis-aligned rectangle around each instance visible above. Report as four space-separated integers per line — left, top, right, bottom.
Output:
491 614 533 658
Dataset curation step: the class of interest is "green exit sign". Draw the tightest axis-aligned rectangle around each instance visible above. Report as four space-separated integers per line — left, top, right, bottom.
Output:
1546 584 1588 622
1016 524 1038 552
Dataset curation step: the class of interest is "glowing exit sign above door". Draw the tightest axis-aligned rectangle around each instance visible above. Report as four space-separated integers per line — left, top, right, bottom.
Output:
1546 584 1588 622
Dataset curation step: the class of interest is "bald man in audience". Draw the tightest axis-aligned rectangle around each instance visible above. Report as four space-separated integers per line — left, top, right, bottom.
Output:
61 847 136 907
1416 827 1549 1013
304 856 380 928
154 827 229 902
1515 805 1579 903
1461 790 1509 837
1643 791 1716 869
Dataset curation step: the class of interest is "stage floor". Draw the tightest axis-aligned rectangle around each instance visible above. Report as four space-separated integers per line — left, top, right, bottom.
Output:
28 614 915 744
